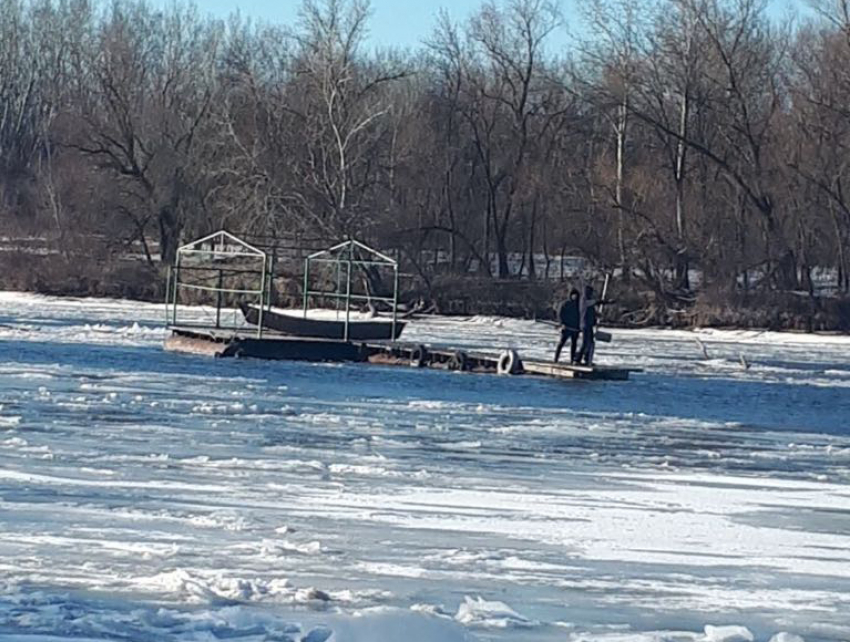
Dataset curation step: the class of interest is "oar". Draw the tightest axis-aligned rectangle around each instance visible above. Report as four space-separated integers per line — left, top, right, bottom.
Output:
596 273 613 343
535 318 612 343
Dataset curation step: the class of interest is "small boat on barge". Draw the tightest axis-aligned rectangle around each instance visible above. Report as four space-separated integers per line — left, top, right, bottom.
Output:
240 303 406 341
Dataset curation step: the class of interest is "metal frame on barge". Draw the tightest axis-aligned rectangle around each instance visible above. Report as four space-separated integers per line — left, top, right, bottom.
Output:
166 231 404 342
302 239 401 342
165 231 272 338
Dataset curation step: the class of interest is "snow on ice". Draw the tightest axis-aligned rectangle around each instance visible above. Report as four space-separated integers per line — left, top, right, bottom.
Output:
1 292 850 641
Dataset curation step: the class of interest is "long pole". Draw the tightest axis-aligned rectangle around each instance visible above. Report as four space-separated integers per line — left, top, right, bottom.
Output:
165 265 172 328
267 259 274 329
391 264 399 341
257 255 267 339
600 272 611 317
303 259 310 318
215 269 223 329
173 256 181 326
344 245 352 342
269 246 277 311
336 259 342 319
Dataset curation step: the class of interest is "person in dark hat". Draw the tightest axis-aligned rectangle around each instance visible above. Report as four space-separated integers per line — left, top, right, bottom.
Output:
577 284 610 366
554 288 581 363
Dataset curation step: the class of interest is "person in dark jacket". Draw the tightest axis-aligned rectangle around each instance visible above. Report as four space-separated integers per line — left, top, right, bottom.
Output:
554 289 581 363
577 285 608 366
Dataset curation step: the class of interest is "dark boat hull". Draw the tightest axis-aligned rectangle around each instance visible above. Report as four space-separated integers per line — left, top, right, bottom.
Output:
241 304 405 341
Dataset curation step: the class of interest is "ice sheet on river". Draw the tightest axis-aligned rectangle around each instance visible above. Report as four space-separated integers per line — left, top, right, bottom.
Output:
1 292 850 642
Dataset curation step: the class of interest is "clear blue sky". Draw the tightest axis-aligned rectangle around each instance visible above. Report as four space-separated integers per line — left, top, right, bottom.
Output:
165 0 811 49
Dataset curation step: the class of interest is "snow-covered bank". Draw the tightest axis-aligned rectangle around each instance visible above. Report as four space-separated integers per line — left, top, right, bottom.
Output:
1 292 850 641
3 291 850 349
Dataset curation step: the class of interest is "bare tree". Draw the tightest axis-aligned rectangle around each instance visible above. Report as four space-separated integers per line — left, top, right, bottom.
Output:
789 8 850 291
635 0 713 289
282 0 404 238
582 0 649 282
2 0 850 326
66 1 221 263
431 0 562 278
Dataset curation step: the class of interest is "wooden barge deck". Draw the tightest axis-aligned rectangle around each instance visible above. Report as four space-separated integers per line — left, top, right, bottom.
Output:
165 327 638 382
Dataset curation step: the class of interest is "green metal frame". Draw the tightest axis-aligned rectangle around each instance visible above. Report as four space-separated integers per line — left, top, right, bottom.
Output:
166 230 270 338
302 239 400 342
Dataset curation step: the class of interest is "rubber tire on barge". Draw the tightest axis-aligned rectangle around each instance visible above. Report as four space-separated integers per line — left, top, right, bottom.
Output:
497 349 522 375
448 351 469 372
410 344 428 368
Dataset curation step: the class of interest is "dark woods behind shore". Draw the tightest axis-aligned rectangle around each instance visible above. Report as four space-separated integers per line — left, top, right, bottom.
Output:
2 0 850 331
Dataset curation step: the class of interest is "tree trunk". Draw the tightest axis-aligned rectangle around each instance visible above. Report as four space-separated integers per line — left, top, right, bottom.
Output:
497 235 510 279
527 200 538 281
493 202 511 279
674 91 689 290
481 199 492 276
615 97 629 283
829 203 848 293
158 205 180 265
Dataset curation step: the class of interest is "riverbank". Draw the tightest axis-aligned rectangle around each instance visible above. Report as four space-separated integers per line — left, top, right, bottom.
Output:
2 252 849 333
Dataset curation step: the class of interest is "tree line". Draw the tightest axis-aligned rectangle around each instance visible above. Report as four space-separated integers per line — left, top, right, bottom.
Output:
2 0 850 314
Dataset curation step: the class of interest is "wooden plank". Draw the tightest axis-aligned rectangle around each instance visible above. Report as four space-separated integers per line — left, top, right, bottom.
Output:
521 361 580 379
522 360 631 381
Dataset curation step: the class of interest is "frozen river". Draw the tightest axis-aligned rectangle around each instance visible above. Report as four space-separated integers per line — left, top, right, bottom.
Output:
1 292 849 642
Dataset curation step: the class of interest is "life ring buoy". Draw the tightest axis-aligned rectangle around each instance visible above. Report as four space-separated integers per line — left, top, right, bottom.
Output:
497 349 522 375
410 344 428 368
448 350 469 372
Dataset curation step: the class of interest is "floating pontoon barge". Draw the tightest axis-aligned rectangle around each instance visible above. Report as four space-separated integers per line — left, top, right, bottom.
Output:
163 231 638 383
165 326 636 382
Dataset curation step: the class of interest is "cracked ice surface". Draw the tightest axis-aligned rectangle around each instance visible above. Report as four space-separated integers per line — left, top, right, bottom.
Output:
1 292 849 642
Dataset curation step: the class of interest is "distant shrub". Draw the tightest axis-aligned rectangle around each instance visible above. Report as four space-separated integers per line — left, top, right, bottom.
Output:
0 252 163 301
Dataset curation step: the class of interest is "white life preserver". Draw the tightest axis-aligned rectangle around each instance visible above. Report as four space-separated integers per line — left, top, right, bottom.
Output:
497 349 521 375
